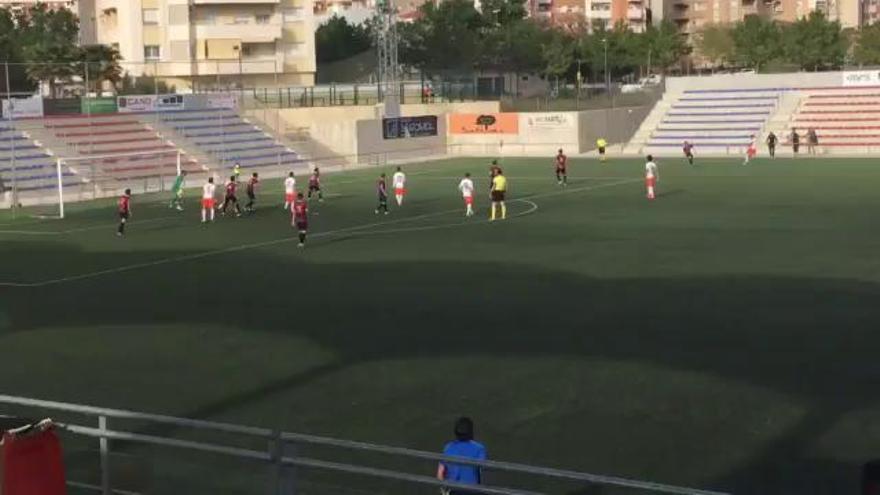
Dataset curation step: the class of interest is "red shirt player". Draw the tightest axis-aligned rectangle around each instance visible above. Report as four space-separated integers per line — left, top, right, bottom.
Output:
221 175 242 216
245 172 259 212
292 192 309 247
555 149 568 186
117 188 131 237
683 141 694 166
308 168 323 202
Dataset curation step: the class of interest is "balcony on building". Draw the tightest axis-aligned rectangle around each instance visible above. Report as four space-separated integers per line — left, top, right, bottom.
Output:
193 0 281 4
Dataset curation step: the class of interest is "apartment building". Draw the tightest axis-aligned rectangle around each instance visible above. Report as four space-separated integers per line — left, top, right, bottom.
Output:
92 0 316 90
585 0 649 31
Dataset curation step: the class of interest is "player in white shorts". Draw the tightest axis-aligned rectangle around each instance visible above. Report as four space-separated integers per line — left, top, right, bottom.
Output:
201 177 217 222
392 166 406 206
744 135 757 165
458 173 475 216
645 155 659 201
283 172 296 210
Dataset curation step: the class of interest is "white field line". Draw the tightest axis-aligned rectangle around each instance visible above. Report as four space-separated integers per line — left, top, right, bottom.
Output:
0 178 639 288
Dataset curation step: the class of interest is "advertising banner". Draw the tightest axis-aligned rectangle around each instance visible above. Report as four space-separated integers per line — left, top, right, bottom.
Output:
524 112 574 129
2 96 44 119
81 97 118 114
117 94 184 113
206 94 238 110
842 70 880 86
449 113 519 134
43 98 81 116
382 116 439 139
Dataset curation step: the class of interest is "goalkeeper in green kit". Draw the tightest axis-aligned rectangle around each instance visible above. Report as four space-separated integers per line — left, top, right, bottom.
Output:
169 170 187 211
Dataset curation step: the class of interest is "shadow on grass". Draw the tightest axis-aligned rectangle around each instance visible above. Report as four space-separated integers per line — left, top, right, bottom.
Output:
2 239 879 494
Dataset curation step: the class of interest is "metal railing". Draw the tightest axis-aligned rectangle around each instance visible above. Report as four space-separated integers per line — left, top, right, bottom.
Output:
0 394 729 495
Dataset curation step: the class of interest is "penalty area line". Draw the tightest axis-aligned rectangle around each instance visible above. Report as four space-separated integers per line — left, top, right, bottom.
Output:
0 178 637 288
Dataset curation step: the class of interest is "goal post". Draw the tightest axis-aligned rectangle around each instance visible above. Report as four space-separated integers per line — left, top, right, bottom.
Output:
29 148 194 220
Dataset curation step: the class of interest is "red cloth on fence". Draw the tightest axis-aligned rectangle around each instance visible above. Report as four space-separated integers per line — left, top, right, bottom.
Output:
1 428 66 495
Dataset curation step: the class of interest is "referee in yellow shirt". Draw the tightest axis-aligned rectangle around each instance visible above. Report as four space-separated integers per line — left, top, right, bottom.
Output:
490 169 507 221
597 138 608 162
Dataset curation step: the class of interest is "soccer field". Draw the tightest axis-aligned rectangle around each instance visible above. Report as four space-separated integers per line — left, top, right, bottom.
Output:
2 156 879 494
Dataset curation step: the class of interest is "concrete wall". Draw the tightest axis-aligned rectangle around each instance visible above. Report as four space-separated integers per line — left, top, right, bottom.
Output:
666 72 847 92
578 106 652 153
356 118 448 164
267 101 500 159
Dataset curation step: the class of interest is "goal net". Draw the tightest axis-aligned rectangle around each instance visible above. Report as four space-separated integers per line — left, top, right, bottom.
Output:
11 149 202 219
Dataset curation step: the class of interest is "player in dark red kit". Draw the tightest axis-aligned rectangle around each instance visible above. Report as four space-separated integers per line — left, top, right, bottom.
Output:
308 167 323 202
292 192 308 248
245 172 259 213
116 188 131 237
220 175 242 217
375 173 389 215
555 148 568 186
683 141 695 166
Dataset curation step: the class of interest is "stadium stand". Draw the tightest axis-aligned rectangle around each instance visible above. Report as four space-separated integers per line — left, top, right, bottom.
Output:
34 113 201 181
147 108 301 173
0 126 79 202
784 86 880 152
632 87 783 155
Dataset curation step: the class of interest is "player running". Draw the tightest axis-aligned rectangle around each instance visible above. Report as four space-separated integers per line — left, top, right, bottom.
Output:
292 192 309 248
375 173 389 215
392 166 407 206
245 172 259 213
490 168 507 221
597 138 608 162
220 175 242 216
645 155 659 200
283 172 296 210
117 188 131 237
201 177 217 223
683 141 695 166
458 172 475 217
555 149 568 186
169 170 186 211
308 167 323 202
233 162 242 182
743 135 757 165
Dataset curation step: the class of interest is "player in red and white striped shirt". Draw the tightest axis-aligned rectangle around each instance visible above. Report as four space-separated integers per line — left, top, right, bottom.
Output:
116 189 131 237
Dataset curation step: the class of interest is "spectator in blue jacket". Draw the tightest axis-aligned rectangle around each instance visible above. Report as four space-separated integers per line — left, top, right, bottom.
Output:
437 417 487 494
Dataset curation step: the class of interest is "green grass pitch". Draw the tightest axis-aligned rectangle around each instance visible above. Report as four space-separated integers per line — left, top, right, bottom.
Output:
1 156 879 494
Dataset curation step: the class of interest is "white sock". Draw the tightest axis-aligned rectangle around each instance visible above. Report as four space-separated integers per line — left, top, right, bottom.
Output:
396 194 403 205
201 209 206 222
284 202 290 210
210 208 215 221
647 187 654 198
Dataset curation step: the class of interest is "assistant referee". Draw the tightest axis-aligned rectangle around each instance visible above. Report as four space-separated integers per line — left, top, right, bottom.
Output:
490 169 507 221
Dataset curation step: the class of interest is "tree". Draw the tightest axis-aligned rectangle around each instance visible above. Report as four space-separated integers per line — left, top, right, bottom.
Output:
782 12 845 70
542 30 575 84
398 0 484 74
478 0 528 27
696 24 734 68
642 21 690 73
854 22 880 66
315 15 372 64
79 45 124 94
19 5 81 98
731 16 781 71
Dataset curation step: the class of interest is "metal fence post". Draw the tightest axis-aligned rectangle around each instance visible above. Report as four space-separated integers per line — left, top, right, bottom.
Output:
271 430 297 495
99 415 111 495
